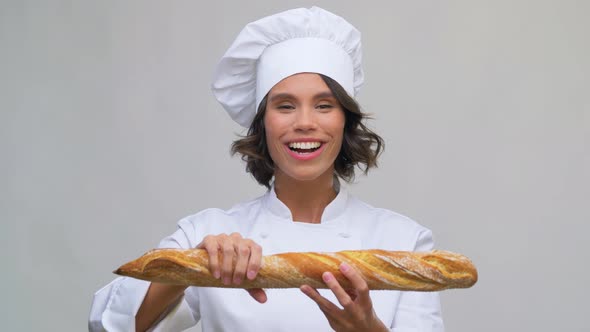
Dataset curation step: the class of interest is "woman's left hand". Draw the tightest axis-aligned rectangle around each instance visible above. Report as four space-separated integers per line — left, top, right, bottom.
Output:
300 263 389 332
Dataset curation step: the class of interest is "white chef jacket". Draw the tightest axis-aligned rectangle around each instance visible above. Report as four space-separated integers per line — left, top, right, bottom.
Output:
89 184 444 332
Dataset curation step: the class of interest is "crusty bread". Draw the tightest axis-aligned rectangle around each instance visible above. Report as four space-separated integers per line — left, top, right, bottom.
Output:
114 249 477 291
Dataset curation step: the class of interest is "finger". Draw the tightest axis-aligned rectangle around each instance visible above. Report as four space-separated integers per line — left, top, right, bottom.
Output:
322 271 354 310
232 241 251 284
246 288 267 303
300 285 341 315
229 232 242 241
220 235 235 285
246 240 262 280
197 236 220 279
340 262 371 307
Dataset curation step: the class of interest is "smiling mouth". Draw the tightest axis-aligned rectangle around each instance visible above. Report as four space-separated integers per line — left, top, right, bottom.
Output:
287 142 323 154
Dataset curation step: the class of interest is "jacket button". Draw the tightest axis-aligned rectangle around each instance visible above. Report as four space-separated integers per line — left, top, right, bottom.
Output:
259 232 269 239
338 232 350 238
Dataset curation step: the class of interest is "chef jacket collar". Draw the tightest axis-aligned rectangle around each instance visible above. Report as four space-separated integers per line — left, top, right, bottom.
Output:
263 178 348 223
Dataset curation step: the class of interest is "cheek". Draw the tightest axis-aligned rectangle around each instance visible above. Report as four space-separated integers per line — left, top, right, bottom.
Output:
264 119 278 146
263 118 286 162
333 115 346 153
263 116 276 145
330 113 346 143
323 120 345 157
264 113 282 138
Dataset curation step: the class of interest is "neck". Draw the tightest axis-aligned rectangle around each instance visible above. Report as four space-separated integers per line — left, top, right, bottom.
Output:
273 169 337 224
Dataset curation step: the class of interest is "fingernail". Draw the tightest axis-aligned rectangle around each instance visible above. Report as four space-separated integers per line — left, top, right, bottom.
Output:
234 277 242 285
214 271 220 279
247 270 256 280
322 272 332 282
340 263 350 272
300 285 309 294
223 277 231 285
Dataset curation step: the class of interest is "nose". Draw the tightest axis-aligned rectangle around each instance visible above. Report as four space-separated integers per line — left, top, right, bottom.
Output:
293 107 317 131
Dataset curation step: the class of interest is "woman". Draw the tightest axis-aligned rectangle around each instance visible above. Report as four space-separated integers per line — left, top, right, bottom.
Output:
89 7 444 332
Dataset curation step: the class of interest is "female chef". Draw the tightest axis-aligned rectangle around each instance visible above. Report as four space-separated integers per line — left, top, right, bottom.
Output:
89 7 444 332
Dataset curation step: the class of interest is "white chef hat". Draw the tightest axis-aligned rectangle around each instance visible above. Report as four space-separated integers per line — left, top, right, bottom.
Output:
211 6 364 127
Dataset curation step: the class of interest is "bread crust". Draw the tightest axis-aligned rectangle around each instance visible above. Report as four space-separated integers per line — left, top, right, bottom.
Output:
114 249 477 291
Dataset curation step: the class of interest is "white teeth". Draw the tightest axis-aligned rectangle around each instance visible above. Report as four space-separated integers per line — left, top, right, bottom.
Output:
288 142 321 149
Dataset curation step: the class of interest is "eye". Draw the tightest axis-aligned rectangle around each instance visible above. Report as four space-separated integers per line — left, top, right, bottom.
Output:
276 104 295 111
316 104 334 112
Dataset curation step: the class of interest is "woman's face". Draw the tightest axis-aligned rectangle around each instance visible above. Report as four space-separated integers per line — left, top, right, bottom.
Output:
264 73 345 182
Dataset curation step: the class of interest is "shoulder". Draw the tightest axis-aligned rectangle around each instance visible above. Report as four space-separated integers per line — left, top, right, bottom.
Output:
347 195 428 231
176 194 265 234
345 195 434 251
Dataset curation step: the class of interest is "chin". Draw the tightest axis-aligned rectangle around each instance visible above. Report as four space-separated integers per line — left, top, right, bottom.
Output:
280 167 333 183
289 174 322 182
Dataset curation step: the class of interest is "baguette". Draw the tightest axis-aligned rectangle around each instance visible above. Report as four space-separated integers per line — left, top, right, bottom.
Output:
115 249 477 291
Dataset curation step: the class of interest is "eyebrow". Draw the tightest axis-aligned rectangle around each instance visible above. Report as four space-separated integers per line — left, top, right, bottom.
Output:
268 91 335 103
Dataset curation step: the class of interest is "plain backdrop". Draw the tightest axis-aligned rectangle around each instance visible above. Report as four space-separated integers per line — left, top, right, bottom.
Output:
1 0 588 331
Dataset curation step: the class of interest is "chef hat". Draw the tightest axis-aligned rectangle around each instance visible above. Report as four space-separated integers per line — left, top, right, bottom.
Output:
211 6 364 127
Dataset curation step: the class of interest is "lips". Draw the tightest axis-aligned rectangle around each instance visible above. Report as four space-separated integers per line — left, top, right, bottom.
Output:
284 140 326 161
288 141 322 153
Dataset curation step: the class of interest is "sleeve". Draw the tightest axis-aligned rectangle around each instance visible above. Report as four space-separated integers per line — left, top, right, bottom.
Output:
390 229 445 332
88 218 200 332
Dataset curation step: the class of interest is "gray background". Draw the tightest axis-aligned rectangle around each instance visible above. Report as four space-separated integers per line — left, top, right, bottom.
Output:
1 0 588 331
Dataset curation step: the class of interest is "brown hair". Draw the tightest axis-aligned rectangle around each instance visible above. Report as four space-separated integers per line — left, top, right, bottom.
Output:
231 74 384 188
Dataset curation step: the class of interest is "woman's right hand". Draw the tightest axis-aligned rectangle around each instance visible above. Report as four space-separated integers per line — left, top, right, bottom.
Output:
196 232 267 303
